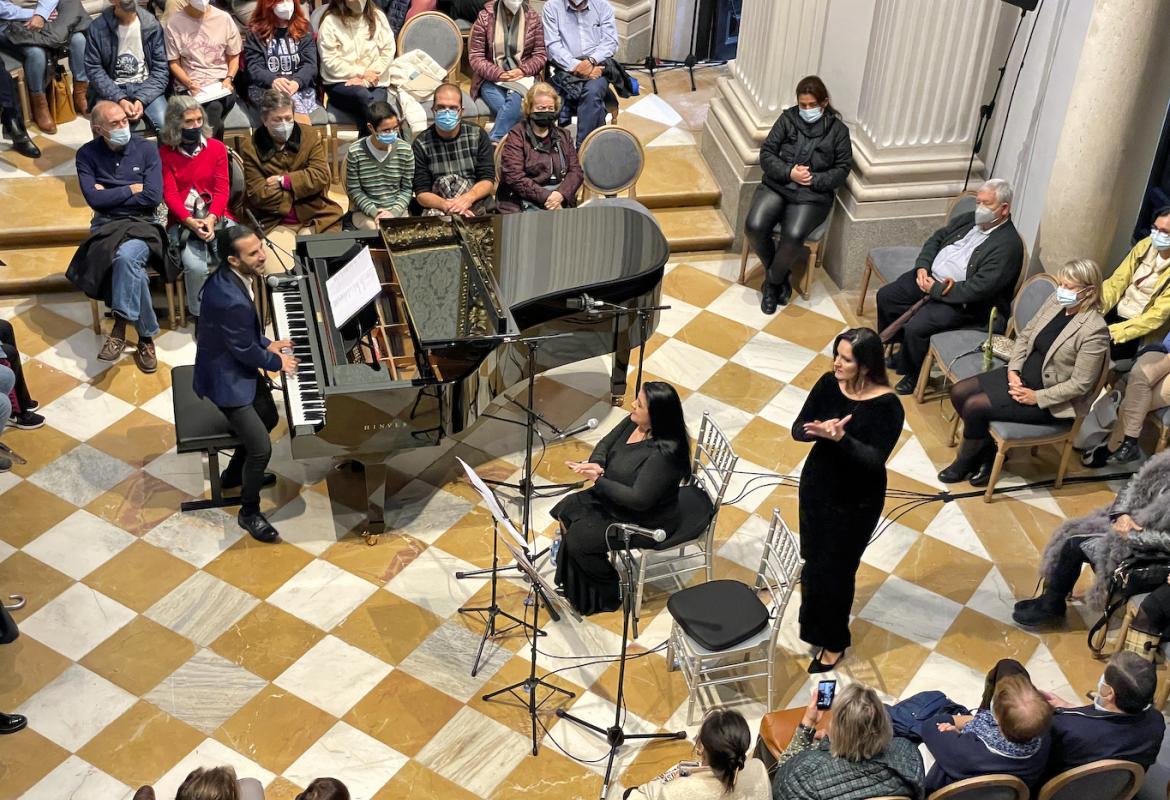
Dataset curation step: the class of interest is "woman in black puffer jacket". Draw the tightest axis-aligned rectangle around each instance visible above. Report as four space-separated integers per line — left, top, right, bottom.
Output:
745 75 852 313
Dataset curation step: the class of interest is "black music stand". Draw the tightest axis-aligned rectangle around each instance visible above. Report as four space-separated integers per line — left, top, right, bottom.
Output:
554 526 686 798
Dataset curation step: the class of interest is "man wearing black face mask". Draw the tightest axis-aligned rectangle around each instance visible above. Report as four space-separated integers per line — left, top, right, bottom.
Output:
85 0 171 133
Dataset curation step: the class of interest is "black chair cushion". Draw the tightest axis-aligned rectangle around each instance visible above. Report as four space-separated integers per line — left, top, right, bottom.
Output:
171 365 243 454
668 580 770 651
655 483 715 550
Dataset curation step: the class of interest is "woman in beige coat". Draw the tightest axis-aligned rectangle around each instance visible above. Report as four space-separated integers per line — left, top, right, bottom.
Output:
939 258 1110 485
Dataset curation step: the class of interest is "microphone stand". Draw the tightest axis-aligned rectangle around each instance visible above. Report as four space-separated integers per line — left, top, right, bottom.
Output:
554 526 686 799
587 301 670 402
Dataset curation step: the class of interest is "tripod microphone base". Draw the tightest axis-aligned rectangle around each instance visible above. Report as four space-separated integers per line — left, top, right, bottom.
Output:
554 708 686 799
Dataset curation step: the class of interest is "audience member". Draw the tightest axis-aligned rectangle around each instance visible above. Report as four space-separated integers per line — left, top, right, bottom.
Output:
71 100 167 374
916 661 1053 794
295 777 350 800
164 0 242 139
744 75 852 313
438 0 484 21
468 0 546 143
0 68 37 159
159 95 235 320
1100 329 1170 464
775 684 925 800
176 766 241 800
1013 446 1170 627
412 82 496 217
0 319 43 430
345 100 413 229
939 257 1108 485
1128 579 1170 660
541 0 617 147
497 81 582 214
0 364 14 474
1097 206 1170 361
85 0 170 133
627 708 769 799
1041 652 1165 775
0 0 90 132
244 0 319 122
377 0 411 36
317 0 394 123
240 89 342 248
877 178 1025 395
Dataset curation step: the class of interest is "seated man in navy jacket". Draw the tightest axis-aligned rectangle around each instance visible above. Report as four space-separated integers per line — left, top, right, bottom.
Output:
194 226 296 542
1042 651 1165 776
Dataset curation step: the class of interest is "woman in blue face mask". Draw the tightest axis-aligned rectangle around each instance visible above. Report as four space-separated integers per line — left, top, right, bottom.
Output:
346 100 415 229
743 75 853 314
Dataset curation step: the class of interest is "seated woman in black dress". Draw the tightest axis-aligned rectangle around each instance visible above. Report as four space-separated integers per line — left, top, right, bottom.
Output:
552 381 691 615
939 258 1110 485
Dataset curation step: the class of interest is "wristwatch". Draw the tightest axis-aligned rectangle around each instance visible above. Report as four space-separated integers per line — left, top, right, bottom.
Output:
587 57 598 67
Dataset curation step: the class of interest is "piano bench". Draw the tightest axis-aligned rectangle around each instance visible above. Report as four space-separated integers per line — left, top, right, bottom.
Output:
171 365 245 513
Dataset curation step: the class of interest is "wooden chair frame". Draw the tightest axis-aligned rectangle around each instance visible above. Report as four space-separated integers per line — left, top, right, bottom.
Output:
578 124 644 201
926 774 1028 800
737 202 836 301
1111 599 1170 710
89 272 179 334
1035 759 1143 800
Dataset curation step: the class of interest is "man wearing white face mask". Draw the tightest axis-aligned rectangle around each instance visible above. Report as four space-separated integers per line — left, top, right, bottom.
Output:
877 177 1025 395
1098 206 1170 362
244 0 318 120
164 0 242 139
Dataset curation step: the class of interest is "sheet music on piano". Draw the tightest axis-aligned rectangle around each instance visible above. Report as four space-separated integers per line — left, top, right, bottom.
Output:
326 245 383 327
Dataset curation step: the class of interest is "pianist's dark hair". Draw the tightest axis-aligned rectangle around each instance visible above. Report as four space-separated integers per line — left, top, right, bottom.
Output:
643 381 691 477
217 224 261 266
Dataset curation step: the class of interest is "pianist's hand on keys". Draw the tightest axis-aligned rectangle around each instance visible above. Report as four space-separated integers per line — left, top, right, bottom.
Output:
267 340 299 375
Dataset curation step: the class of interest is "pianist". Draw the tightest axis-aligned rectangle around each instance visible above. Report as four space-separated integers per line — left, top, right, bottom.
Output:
194 226 298 543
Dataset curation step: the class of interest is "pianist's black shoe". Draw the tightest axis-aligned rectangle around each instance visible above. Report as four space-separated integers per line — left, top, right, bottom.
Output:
238 511 279 543
0 712 28 735
221 471 277 490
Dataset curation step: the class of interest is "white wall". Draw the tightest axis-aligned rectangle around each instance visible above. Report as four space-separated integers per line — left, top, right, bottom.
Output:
819 0 876 124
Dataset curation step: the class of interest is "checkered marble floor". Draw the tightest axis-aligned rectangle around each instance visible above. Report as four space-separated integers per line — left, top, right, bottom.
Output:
0 249 1141 800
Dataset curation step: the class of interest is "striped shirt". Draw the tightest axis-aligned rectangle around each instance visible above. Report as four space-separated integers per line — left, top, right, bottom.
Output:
346 137 415 218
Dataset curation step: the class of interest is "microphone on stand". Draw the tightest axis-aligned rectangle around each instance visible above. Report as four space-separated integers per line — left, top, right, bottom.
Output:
266 273 308 289
614 523 667 543
567 294 604 314
245 209 295 275
553 418 598 440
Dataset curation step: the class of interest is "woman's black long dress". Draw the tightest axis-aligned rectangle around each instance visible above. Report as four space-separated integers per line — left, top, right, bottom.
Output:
792 374 905 652
551 417 687 615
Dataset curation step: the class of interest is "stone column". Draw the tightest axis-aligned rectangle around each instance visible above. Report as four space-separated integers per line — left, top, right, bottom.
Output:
700 0 831 242
609 0 654 63
1036 0 1170 272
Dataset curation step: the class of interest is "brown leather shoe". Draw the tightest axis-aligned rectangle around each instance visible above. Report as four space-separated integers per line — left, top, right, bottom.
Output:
135 340 157 373
28 92 56 134
97 334 126 362
72 80 89 115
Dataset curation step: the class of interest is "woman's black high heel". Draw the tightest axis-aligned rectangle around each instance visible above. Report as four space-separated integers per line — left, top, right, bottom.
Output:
808 647 846 674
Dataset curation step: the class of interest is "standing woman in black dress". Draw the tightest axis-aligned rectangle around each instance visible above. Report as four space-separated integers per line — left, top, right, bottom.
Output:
792 328 904 673
552 382 691 615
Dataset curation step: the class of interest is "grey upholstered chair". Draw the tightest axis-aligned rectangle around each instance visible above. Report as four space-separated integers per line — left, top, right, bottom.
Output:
578 125 645 201
397 11 463 81
1036 760 1144 800
926 774 1029 800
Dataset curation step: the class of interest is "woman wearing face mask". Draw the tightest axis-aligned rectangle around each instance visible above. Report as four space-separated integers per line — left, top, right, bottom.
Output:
1096 206 1170 364
158 95 235 320
496 82 582 214
939 259 1110 486
467 0 546 144
346 100 414 228
318 0 395 122
744 75 852 313
245 0 318 123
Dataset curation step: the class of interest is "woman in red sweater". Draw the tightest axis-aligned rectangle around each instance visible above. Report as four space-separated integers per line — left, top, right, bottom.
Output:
159 95 236 320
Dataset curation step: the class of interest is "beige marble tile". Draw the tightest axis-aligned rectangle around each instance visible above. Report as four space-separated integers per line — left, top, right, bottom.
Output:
81 614 198 697
77 700 205 789
214 687 337 774
209 602 326 682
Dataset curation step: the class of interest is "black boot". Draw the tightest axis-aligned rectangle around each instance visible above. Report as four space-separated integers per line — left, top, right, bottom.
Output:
938 437 987 483
968 442 998 487
777 279 793 306
1012 592 1066 628
760 282 779 315
1 109 40 159
0 712 27 734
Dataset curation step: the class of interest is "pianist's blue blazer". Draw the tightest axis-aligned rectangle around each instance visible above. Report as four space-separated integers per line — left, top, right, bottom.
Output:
193 267 281 408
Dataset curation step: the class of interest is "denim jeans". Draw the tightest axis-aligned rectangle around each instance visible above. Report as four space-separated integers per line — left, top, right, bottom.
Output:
11 31 88 93
108 237 160 338
0 363 14 435
142 95 168 131
479 81 523 142
170 218 233 316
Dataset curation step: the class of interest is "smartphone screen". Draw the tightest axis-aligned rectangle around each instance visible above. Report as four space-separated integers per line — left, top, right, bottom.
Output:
816 679 836 710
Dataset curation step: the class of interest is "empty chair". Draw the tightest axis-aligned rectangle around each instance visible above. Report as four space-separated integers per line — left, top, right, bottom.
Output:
578 125 644 201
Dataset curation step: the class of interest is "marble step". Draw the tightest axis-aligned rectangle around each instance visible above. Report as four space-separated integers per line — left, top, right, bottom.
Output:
0 177 93 248
634 145 722 210
652 207 735 253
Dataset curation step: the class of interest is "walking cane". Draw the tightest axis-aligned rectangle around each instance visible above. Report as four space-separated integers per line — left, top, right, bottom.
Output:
878 278 954 343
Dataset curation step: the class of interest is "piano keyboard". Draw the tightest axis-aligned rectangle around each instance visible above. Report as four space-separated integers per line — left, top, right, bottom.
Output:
271 288 326 427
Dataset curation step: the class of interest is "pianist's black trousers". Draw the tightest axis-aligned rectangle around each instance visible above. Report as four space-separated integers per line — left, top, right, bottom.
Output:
219 375 279 516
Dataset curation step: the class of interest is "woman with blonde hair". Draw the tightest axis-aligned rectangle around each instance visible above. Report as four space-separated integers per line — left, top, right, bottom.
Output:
497 81 583 214
775 684 926 800
939 258 1110 485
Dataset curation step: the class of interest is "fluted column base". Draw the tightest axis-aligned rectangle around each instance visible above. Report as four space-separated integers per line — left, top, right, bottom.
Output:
609 0 653 63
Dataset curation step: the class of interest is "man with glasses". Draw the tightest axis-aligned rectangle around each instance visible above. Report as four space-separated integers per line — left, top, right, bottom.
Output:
411 82 496 217
541 0 618 147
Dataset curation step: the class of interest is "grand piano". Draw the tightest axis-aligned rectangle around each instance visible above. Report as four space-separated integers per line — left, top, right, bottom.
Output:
274 205 670 534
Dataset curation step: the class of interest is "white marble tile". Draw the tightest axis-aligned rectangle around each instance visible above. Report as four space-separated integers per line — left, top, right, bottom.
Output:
30 329 117 381
0 537 15 564
757 384 810 431
41 384 135 441
397 620 511 703
145 649 267 734
416 705 531 796
546 691 660 775
722 457 787 515
384 546 481 619
283 721 408 798
20 583 136 660
144 507 243 567
886 436 944 490
965 567 1022 627
984 473 1064 516
35 297 96 328
457 413 531 468
267 487 362 557
541 354 614 397
533 617 626 689
24 510 136 580
899 651 987 708
682 392 756 441
643 339 727 391
151 738 276 800
655 295 704 337
715 512 770 571
646 127 697 148
0 470 21 495
145 571 259 646
27 444 134 508
791 277 847 323
381 479 475 546
922 502 991 561
267 559 377 631
857 576 963 648
274 635 393 717
679 256 744 284
1023 642 1080 704
139 388 176 424
16 664 137 751
729 331 817 384
18 755 131 800
706 283 777 330
142 447 207 496
152 329 198 367
860 519 921 574
267 434 335 488
624 94 684 127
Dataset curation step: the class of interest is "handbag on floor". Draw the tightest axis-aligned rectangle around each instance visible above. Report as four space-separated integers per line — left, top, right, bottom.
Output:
49 65 76 126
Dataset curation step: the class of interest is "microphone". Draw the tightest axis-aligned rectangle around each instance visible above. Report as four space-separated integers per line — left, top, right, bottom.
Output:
266 273 307 288
614 523 667 543
567 294 604 313
554 417 598 440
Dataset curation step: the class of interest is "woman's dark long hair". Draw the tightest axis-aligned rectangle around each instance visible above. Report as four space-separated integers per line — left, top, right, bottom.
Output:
795 74 839 119
643 381 691 477
833 327 889 389
698 708 751 793
295 777 349 800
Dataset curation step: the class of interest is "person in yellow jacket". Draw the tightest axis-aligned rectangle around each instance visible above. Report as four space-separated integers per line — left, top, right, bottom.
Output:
1099 206 1170 360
